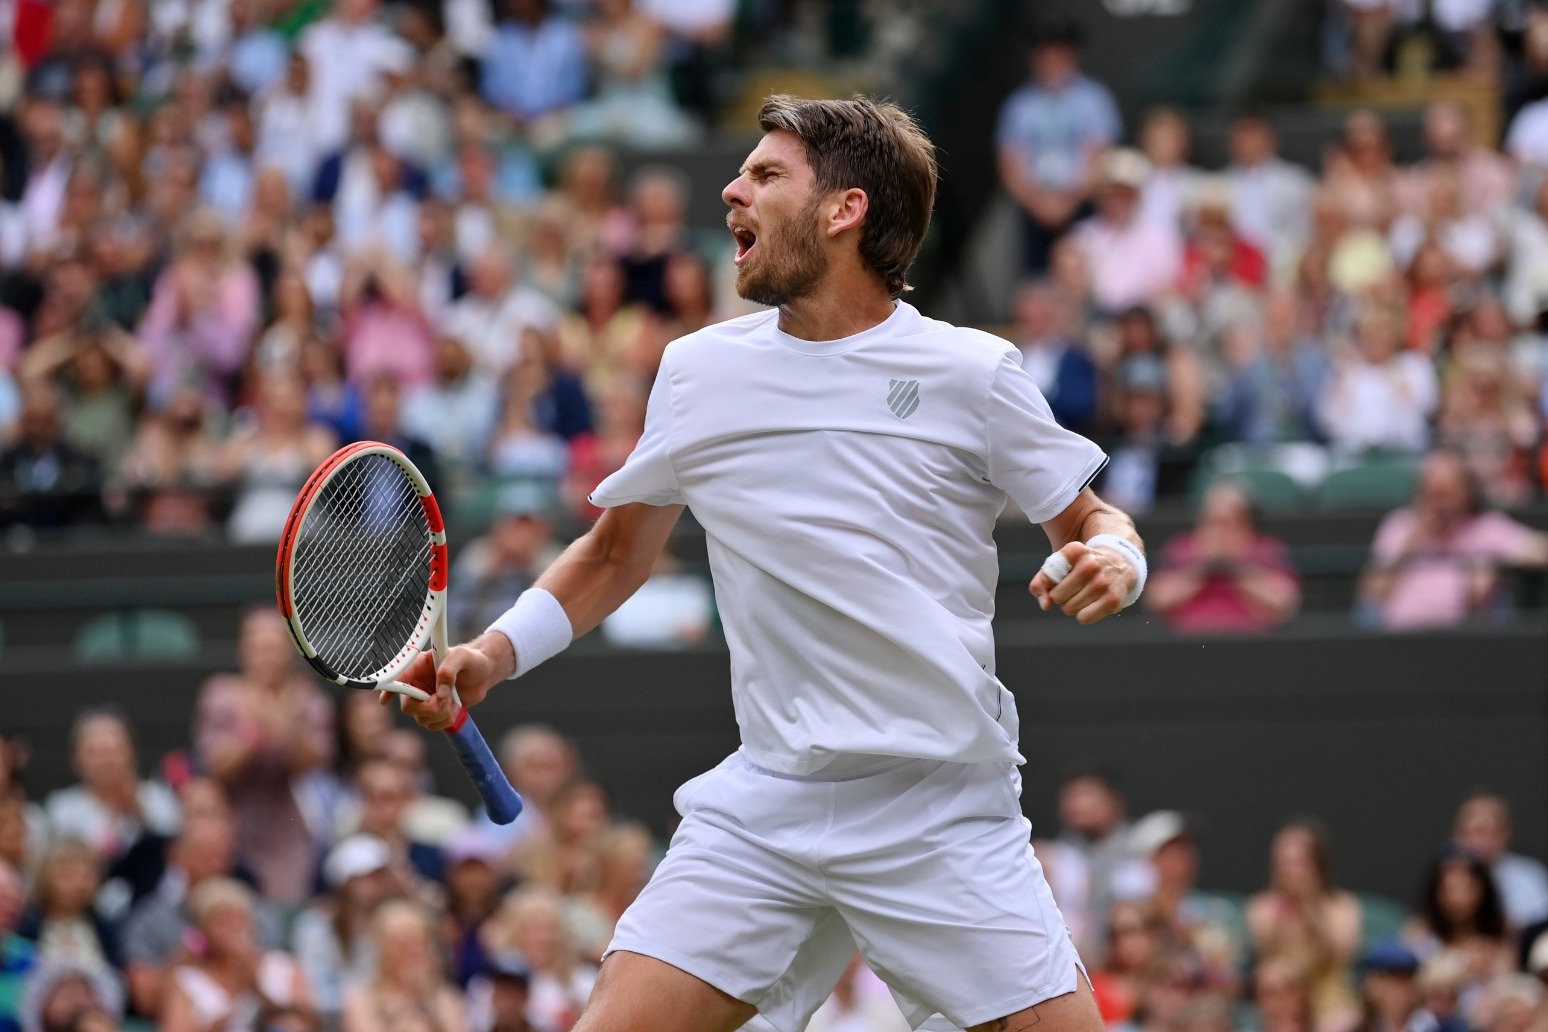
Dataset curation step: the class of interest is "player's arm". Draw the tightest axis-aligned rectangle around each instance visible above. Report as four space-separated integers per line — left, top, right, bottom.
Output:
401 502 684 730
1030 487 1145 625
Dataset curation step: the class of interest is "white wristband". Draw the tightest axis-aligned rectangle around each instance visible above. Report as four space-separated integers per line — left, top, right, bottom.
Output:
487 589 573 679
1086 534 1147 608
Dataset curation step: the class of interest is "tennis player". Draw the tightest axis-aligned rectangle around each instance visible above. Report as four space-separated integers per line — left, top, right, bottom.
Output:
401 94 1145 1032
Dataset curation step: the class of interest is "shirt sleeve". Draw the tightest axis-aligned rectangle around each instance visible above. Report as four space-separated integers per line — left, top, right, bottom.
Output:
1370 509 1413 566
589 366 685 508
985 349 1107 524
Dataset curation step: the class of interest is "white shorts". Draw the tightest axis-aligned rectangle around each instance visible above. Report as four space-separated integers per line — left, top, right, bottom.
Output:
608 751 1085 1032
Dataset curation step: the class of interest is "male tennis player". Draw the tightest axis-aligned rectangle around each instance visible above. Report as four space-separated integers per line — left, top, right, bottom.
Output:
402 95 1145 1032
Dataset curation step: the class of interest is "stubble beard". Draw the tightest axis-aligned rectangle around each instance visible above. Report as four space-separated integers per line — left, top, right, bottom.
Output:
734 197 829 308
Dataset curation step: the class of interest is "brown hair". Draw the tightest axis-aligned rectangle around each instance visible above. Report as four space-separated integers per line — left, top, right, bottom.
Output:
757 94 938 298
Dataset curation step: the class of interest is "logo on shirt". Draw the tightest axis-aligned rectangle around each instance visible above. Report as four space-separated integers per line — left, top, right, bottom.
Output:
886 379 920 419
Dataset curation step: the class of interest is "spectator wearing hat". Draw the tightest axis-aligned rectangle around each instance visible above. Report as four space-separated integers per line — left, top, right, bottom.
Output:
1359 451 1548 630
289 834 402 1025
1453 794 1548 932
995 15 1121 275
466 951 537 1032
442 828 509 987
18 961 123 1032
1354 940 1428 1032
1146 482 1300 634
1070 149 1184 314
1129 810 1247 988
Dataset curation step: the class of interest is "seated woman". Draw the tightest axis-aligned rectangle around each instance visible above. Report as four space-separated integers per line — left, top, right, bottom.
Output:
342 899 467 1032
1402 847 1513 1006
160 877 316 1032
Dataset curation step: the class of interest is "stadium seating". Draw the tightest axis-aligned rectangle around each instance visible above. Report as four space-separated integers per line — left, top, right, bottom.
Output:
73 609 201 663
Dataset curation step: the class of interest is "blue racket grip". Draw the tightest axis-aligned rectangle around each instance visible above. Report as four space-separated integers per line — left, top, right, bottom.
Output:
445 710 524 825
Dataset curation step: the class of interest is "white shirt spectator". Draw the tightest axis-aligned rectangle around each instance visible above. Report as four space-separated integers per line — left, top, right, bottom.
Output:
1505 201 1548 325
403 376 500 467
1506 99 1548 168
20 154 69 257
640 0 734 37
1225 157 1314 277
299 16 414 154
44 781 181 857
439 288 560 376
1494 852 1548 928
1319 351 1439 453
601 571 715 649
256 84 328 197
1070 215 1182 312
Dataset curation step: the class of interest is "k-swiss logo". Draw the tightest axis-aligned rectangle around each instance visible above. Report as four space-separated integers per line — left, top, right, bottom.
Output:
887 379 920 419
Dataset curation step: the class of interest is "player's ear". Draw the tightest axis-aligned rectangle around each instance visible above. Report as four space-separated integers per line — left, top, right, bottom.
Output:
826 188 869 238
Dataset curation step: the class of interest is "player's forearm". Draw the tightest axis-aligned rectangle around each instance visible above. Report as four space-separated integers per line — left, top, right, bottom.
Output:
532 529 659 639
1046 490 1143 556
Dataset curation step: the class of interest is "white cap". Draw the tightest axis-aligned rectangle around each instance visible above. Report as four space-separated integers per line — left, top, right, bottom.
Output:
1129 810 1189 857
1100 148 1152 191
324 833 392 888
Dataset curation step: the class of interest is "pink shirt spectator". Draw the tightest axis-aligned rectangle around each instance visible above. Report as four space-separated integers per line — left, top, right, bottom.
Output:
339 303 436 388
1370 509 1541 629
138 263 260 407
1156 534 1299 634
1070 216 1182 312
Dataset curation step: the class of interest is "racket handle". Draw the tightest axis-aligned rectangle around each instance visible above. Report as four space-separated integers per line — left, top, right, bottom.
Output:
445 710 524 825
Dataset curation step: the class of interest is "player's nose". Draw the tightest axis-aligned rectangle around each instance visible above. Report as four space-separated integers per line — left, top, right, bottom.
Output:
723 174 749 209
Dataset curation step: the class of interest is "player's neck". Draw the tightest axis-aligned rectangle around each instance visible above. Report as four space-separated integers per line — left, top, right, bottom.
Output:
776 279 897 343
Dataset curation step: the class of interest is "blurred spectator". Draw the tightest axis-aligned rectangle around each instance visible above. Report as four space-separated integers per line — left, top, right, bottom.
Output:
1504 178 1548 329
1247 821 1363 1032
805 955 910 1032
1388 167 1499 281
1225 113 1315 283
442 247 561 379
1319 307 1439 454
564 822 650 960
557 256 647 391
357 373 440 486
1070 149 1182 314
1398 102 1512 225
341 899 466 1032
1354 940 1425 1032
316 105 427 265
996 15 1121 274
14 839 119 978
298 0 413 156
1250 954 1317 1032
1403 848 1513 996
402 334 498 471
553 146 631 259
0 858 32 1032
1146 482 1300 634
215 369 336 543
256 52 329 198
1506 91 1548 169
136 210 260 411
616 167 692 314
120 781 268 1020
599 553 714 649
451 481 560 642
1435 335 1539 508
488 354 572 488
290 834 401 1026
1012 280 1098 434
112 384 223 536
42 710 179 866
1137 108 1204 236
194 608 335 907
1359 451 1548 629
16 319 147 470
338 256 436 388
1129 811 1245 989
570 0 699 149
1056 768 1146 961
0 378 101 530
17 959 124 1032
466 951 538 1032
1219 290 1332 444
482 886 594 1032
514 780 609 895
1088 900 1160 1025
1452 794 1548 930
440 828 508 988
483 727 578 851
159 877 315 1032
348 758 443 888
1324 109 1401 233
480 0 587 132
565 375 642 523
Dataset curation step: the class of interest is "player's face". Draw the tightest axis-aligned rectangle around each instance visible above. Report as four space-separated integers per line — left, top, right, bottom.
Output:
723 131 829 307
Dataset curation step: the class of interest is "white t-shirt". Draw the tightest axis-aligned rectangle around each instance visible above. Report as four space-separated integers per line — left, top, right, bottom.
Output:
590 302 1107 776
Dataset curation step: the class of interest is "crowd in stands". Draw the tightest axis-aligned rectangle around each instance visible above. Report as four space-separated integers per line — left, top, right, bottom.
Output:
5 695 1548 1032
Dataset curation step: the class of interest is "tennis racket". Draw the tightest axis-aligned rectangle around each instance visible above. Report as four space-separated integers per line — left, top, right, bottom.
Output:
275 441 523 825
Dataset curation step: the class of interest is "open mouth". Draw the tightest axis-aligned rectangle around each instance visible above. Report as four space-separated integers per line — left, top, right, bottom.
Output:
730 224 757 266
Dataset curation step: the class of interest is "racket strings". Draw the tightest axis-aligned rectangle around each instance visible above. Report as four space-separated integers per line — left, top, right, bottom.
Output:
290 455 434 680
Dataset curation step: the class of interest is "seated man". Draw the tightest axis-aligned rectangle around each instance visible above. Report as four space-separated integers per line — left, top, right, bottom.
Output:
1359 451 1548 630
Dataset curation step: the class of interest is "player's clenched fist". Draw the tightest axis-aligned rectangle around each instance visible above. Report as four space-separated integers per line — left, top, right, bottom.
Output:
1029 540 1139 625
394 633 515 731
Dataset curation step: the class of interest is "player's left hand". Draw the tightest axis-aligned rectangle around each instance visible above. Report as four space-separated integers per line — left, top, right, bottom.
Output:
1030 541 1137 625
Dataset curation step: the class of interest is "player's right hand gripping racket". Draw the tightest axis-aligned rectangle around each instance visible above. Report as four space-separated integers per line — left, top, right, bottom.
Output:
276 442 524 824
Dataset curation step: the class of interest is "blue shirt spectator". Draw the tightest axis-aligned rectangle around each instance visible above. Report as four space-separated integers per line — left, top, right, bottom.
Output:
1219 294 1331 445
481 0 589 123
